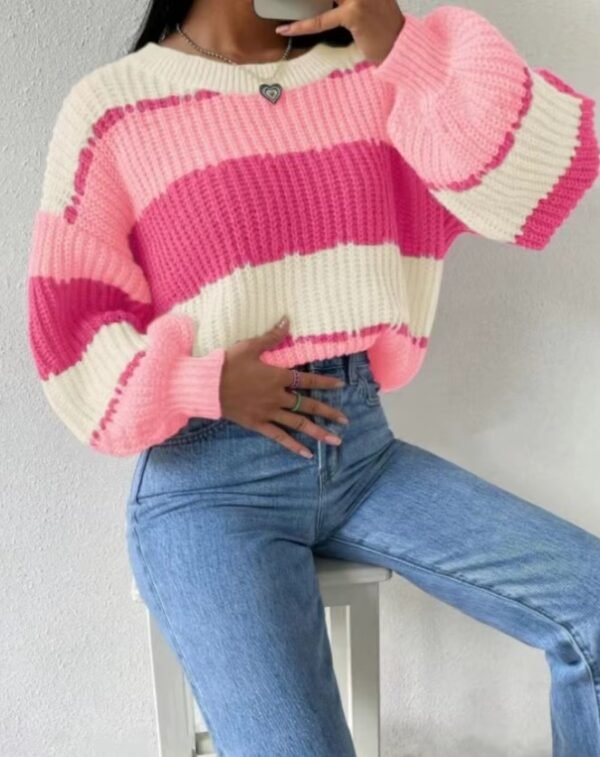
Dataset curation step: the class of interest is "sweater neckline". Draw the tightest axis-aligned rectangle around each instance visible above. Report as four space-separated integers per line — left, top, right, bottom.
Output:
130 39 366 94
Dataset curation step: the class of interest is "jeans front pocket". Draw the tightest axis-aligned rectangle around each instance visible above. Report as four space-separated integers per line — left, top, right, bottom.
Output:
124 417 231 510
158 416 230 448
130 416 240 505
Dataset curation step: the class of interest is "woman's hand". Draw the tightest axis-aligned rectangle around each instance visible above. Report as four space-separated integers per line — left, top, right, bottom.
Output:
275 0 405 64
219 317 351 458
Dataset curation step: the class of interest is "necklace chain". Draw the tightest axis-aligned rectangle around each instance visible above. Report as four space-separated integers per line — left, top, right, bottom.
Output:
174 22 293 85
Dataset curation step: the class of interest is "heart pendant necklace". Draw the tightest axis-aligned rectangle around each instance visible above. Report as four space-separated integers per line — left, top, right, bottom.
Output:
258 83 283 105
175 23 292 105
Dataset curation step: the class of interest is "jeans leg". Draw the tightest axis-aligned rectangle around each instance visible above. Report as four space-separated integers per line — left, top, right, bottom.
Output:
126 492 356 757
314 437 600 757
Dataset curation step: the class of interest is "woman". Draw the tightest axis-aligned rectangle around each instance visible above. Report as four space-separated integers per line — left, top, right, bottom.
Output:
26 0 600 754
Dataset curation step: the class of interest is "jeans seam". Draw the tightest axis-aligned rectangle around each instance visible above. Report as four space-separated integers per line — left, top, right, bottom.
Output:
130 448 152 506
326 535 600 726
130 508 221 752
314 437 396 545
314 446 324 542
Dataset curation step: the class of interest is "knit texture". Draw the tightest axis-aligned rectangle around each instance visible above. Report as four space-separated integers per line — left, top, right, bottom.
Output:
27 6 599 456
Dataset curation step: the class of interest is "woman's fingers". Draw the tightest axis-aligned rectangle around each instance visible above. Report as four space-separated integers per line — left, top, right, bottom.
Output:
249 316 290 356
281 367 345 391
280 389 348 425
255 421 315 459
273 409 343 446
222 316 352 458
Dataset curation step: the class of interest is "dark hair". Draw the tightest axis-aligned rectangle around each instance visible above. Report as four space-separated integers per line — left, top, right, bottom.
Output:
129 1 354 54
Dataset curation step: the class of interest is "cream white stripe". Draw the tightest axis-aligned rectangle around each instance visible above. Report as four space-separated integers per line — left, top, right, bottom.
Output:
172 243 443 348
131 40 366 94
402 254 444 336
44 243 443 441
433 70 583 242
43 324 148 444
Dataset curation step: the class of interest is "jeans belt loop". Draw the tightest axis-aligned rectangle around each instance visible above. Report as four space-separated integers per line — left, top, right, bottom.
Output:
347 353 359 385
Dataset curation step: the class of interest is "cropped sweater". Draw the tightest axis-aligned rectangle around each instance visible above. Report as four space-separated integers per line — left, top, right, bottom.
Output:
27 6 599 457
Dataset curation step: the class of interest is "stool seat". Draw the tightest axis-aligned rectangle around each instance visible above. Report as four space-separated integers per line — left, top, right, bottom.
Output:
131 555 392 757
312 556 391 586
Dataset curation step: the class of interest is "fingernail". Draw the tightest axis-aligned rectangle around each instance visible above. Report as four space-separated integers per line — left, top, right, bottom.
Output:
325 434 342 445
300 448 313 458
335 380 346 387
277 316 289 328
338 416 350 425
276 25 291 34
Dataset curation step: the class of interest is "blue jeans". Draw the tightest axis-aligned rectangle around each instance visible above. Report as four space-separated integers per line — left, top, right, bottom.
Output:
125 350 600 756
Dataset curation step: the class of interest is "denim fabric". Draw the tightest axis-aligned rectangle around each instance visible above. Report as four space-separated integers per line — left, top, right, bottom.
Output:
125 350 600 756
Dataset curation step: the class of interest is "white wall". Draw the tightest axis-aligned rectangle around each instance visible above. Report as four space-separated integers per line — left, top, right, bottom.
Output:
2 1 598 755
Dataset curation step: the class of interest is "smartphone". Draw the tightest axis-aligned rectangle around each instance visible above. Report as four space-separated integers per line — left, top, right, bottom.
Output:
253 0 336 22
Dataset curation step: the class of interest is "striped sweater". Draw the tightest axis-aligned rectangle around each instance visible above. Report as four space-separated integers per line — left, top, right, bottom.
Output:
27 6 599 457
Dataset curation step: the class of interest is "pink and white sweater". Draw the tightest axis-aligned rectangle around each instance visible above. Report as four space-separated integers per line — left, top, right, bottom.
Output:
27 6 599 457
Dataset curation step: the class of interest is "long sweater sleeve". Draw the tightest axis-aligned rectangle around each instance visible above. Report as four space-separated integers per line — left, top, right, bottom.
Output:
371 5 600 250
27 81 226 457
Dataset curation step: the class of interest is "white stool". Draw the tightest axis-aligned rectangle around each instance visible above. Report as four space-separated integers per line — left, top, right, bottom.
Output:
131 556 392 757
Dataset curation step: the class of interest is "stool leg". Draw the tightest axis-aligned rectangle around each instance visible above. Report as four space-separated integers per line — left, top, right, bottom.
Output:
146 610 197 757
347 583 382 757
328 605 352 724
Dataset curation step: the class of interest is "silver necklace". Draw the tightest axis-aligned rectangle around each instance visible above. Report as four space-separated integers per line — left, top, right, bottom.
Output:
175 22 293 104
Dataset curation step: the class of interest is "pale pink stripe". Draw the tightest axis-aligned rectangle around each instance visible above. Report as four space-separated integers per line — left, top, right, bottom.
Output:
249 322 428 381
372 8 531 187
89 314 195 453
28 211 152 304
97 63 385 214
424 67 534 192
62 129 134 233
89 316 225 456
366 325 428 392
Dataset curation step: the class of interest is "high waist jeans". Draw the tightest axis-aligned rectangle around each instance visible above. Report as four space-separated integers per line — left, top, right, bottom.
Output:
125 350 600 756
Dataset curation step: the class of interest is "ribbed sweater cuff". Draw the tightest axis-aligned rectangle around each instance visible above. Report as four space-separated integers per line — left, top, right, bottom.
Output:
372 13 452 97
168 347 227 420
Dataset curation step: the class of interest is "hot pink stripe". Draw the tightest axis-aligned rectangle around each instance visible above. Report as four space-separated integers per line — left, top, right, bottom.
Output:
515 68 599 249
29 276 153 377
130 139 453 313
